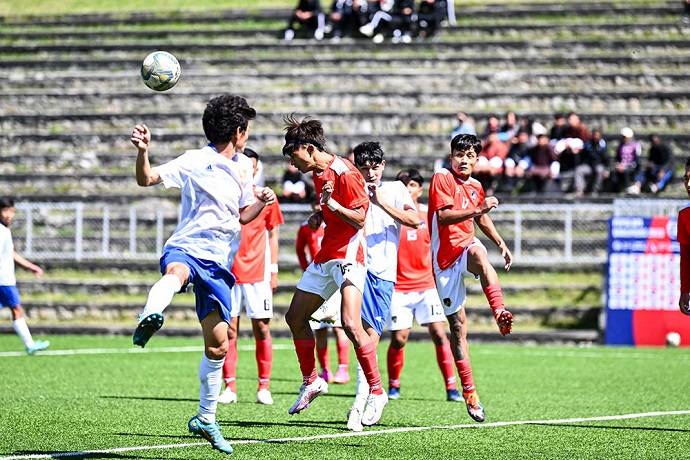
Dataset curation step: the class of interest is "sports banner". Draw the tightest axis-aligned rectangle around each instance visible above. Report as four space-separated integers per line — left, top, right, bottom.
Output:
606 216 690 346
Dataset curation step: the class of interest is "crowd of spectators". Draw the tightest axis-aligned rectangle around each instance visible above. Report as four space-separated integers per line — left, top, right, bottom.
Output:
284 0 455 42
445 111 677 197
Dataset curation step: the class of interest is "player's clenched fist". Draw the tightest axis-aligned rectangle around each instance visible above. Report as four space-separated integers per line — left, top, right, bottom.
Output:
480 196 499 214
257 187 276 205
131 124 151 152
320 181 334 205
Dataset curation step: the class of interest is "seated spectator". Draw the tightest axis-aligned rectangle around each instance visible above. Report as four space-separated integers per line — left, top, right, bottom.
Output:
549 113 567 141
628 134 675 194
574 128 609 197
416 0 442 38
502 130 530 192
564 111 591 142
611 127 642 193
284 0 326 41
450 111 476 139
327 0 366 39
480 114 500 141
499 111 519 142
359 0 414 43
475 132 508 194
554 137 585 193
523 133 558 193
282 163 313 202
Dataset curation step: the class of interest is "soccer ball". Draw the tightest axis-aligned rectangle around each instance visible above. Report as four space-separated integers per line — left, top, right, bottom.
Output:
141 51 181 91
665 331 681 347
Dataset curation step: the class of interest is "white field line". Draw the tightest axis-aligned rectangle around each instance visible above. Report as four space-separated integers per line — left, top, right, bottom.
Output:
0 344 294 358
1 409 689 460
474 348 690 360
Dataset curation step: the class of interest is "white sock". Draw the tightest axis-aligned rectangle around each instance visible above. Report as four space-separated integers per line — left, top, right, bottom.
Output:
353 363 369 412
12 317 34 348
142 274 182 318
198 354 224 424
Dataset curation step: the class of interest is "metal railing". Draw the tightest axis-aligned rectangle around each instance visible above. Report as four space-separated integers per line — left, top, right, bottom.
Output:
9 201 659 266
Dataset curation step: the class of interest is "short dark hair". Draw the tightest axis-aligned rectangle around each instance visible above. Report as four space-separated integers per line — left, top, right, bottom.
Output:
353 141 385 166
396 168 424 186
554 112 565 119
202 94 256 145
282 114 327 156
0 197 15 210
685 157 690 170
450 134 482 155
243 147 260 161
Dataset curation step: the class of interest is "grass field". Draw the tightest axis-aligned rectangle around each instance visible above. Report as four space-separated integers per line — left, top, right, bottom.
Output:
1 335 689 459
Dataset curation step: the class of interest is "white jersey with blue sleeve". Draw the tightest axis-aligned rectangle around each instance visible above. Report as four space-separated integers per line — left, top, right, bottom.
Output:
154 146 255 266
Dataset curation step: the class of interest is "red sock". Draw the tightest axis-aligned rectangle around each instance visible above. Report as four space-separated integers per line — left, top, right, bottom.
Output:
336 338 350 366
316 344 329 372
483 284 505 315
354 341 383 395
386 345 404 388
223 336 238 392
455 358 475 393
294 338 317 384
435 342 457 391
256 337 272 390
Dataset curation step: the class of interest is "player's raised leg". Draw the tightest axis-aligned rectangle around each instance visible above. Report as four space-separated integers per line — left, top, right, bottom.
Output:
467 244 513 336
133 261 187 347
188 310 233 455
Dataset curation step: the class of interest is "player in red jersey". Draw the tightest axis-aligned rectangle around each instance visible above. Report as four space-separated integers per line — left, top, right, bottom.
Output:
428 133 514 423
678 157 690 316
282 116 387 425
385 169 461 403
219 148 284 406
296 204 352 384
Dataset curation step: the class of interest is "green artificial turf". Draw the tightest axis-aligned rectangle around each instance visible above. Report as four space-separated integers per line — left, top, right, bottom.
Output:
0 335 689 459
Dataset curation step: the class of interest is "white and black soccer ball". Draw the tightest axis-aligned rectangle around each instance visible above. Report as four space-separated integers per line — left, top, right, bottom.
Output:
141 51 181 91
666 331 681 347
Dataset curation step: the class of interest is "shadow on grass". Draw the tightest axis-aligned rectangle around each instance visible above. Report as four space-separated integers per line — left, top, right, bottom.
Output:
219 419 351 431
9 451 168 459
533 423 690 433
115 432 197 440
101 395 197 403
269 391 355 399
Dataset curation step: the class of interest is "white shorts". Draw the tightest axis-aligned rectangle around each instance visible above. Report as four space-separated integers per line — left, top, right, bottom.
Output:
229 281 273 319
311 290 342 330
296 259 366 301
434 238 484 316
387 288 445 331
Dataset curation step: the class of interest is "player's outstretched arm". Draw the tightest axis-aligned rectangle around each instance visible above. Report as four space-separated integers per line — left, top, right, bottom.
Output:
239 187 276 225
475 213 513 271
13 251 43 277
131 124 161 187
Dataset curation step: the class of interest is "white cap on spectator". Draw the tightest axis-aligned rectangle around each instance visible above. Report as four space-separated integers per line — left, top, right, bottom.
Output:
532 122 547 136
621 127 634 138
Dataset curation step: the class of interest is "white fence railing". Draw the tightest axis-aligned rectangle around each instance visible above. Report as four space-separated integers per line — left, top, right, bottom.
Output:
11 201 682 266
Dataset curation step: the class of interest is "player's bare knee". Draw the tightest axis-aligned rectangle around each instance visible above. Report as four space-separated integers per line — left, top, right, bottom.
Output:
165 263 189 285
11 305 24 320
285 307 299 328
252 319 270 340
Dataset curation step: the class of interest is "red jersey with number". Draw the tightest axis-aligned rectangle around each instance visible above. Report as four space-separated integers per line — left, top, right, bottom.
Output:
428 168 485 271
295 221 325 271
313 156 369 264
678 205 690 292
396 204 436 292
231 201 284 284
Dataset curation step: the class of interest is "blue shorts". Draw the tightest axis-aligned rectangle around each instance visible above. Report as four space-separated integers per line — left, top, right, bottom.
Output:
361 271 394 336
0 285 20 308
160 247 236 323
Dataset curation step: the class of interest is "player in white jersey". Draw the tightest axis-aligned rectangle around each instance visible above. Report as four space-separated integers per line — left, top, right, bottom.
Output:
0 198 49 355
347 141 420 431
129 95 276 456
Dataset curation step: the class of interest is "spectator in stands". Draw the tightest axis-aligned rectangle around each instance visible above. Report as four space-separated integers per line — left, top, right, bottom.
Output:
475 132 508 194
523 133 558 193
564 112 591 142
450 111 476 139
553 137 584 193
627 134 675 194
359 0 414 43
502 130 530 192
574 128 609 197
327 0 365 39
499 111 519 141
610 127 642 193
416 0 442 38
549 113 567 141
284 0 326 41
282 163 313 202
480 114 500 141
